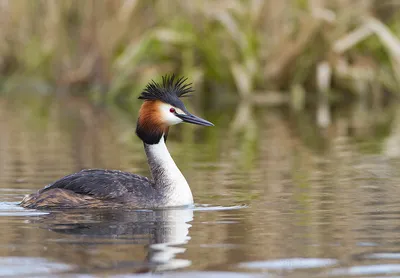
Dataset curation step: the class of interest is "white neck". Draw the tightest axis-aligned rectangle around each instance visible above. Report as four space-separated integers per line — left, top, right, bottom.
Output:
144 137 193 207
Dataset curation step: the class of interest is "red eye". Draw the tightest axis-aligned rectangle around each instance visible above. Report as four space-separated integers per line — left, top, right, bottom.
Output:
170 107 176 113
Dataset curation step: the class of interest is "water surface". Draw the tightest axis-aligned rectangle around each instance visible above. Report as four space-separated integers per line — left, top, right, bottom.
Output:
1 97 400 277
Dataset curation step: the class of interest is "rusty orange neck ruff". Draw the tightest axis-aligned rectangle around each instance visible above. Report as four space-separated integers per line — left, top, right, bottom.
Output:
136 100 169 145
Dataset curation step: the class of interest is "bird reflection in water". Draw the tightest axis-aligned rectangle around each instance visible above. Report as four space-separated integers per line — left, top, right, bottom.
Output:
37 208 193 273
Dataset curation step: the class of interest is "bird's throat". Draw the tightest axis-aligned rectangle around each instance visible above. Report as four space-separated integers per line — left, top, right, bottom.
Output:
143 136 193 206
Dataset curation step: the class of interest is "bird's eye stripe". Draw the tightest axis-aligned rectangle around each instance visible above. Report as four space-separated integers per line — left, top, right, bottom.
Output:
169 107 176 113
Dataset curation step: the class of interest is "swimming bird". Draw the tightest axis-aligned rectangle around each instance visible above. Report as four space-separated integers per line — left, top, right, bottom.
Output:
20 75 213 209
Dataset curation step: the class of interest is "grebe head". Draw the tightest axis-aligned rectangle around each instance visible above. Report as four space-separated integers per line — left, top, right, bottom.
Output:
136 75 214 144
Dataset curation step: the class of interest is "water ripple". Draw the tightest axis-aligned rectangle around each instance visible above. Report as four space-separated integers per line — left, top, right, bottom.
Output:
238 258 338 270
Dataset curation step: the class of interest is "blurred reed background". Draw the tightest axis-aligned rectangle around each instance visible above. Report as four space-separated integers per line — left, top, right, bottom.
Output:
0 0 399 126
1 2 400 261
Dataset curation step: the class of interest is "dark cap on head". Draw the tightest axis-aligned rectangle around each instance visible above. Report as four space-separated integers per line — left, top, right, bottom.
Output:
136 75 213 145
138 75 193 111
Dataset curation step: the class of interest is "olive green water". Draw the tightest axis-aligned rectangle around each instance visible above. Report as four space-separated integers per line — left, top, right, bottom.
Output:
1 97 400 277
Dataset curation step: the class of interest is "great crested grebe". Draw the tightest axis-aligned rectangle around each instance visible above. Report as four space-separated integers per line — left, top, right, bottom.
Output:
20 75 213 209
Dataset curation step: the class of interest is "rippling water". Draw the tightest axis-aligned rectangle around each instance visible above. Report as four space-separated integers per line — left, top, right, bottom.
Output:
1 97 400 277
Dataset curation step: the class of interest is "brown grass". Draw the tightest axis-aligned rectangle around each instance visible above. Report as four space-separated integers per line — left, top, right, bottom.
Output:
0 0 399 112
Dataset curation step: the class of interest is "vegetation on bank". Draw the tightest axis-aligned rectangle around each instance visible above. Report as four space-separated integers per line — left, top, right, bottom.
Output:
0 0 400 115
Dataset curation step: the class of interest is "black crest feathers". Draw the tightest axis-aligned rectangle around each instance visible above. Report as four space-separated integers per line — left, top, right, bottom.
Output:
138 75 194 102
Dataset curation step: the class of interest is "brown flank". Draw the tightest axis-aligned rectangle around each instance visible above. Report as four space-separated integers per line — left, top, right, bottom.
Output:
20 189 121 209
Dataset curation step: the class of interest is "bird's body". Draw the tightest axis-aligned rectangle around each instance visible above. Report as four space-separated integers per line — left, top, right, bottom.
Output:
20 75 212 209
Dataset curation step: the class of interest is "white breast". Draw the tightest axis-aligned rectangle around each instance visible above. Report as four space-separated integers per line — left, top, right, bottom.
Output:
146 138 193 207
